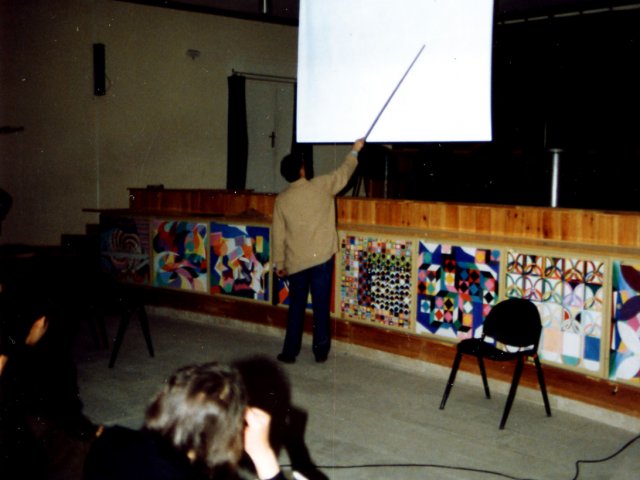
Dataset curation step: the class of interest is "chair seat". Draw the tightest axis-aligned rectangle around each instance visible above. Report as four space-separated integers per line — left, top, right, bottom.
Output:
457 338 536 362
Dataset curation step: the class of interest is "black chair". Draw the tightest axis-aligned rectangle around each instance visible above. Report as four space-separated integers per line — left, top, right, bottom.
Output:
106 285 153 369
439 297 552 429
87 272 154 368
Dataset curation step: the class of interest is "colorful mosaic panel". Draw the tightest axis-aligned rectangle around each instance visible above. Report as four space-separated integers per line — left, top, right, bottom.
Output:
610 261 640 384
506 250 605 373
152 220 208 292
416 243 500 340
340 235 412 328
99 215 150 285
210 223 269 302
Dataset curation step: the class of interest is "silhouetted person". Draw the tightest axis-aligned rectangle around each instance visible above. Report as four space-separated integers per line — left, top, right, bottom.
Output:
0 290 99 480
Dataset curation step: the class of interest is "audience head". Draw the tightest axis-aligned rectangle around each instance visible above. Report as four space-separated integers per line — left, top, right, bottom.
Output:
143 362 248 472
280 153 305 183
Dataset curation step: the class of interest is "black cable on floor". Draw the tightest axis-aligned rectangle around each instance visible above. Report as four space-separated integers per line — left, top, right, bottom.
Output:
294 463 537 480
571 432 640 480
281 432 640 480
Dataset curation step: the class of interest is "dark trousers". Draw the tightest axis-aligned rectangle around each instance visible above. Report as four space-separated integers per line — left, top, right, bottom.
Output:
281 257 334 359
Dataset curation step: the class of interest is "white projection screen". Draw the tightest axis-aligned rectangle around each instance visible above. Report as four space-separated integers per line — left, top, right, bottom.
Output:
297 0 495 143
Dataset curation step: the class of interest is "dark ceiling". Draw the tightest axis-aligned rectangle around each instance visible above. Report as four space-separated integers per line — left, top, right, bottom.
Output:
117 0 640 25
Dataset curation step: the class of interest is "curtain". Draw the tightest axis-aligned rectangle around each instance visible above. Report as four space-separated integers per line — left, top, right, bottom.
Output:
290 83 314 179
227 75 248 190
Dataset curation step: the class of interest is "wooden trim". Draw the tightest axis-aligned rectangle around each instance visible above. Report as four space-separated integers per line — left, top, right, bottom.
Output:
127 188 640 250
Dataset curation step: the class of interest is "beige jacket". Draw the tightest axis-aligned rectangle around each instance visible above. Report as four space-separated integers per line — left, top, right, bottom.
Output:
272 153 358 275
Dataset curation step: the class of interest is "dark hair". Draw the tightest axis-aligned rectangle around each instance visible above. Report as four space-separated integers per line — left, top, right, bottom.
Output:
143 362 247 472
280 153 304 183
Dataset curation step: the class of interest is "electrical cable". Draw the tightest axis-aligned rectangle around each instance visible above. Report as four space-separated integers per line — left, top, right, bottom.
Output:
284 462 537 480
315 463 535 479
571 432 640 480
282 432 640 480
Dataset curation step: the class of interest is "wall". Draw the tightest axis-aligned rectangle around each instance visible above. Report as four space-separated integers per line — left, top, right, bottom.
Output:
0 0 298 245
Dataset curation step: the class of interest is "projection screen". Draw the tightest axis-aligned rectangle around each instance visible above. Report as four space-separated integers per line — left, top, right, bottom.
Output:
296 0 495 143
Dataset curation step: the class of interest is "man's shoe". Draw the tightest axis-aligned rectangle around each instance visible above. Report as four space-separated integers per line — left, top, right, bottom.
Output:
277 353 296 364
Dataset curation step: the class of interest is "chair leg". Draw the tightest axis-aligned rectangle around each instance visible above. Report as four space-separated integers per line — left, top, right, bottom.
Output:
500 357 524 429
137 305 154 358
534 355 552 417
108 308 132 368
477 356 491 399
440 351 462 410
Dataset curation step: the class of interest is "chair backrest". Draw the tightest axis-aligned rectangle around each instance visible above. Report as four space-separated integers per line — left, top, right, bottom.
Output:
482 298 542 348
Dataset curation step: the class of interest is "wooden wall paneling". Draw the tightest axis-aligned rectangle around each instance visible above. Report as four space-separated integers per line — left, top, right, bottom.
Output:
504 207 527 239
540 208 561 240
426 202 452 231
472 205 492 233
460 204 482 234
621 213 640 247
337 197 366 226
129 189 640 248
392 200 414 228
559 209 577 242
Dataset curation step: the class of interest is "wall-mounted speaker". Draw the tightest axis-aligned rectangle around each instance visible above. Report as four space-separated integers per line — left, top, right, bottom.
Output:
93 43 106 96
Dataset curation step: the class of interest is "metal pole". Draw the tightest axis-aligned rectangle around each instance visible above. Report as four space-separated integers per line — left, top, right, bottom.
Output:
549 148 562 207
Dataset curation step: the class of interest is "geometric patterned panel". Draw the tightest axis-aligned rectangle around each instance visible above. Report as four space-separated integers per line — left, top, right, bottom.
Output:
99 215 150 285
151 219 208 292
339 234 413 329
416 242 500 340
610 261 640 385
209 222 270 302
506 250 605 373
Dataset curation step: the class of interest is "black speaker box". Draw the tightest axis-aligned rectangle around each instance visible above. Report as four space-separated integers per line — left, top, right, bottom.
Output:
93 43 106 96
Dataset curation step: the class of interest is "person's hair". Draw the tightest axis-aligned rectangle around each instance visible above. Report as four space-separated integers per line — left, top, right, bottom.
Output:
143 362 247 472
280 153 304 183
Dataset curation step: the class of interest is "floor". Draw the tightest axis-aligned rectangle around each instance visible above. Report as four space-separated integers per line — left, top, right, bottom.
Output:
73 307 640 480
